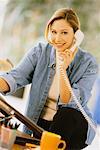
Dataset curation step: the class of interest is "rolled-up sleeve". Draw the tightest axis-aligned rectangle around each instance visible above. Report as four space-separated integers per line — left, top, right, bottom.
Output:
68 58 98 108
0 45 39 94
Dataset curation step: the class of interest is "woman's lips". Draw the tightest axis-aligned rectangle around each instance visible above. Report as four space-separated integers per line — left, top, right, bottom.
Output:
55 43 65 48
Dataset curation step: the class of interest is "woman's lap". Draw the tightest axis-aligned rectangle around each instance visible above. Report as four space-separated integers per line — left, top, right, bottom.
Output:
38 107 88 150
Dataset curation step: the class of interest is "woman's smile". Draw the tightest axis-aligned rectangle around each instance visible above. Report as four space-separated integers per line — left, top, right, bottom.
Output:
54 43 65 49
50 19 74 52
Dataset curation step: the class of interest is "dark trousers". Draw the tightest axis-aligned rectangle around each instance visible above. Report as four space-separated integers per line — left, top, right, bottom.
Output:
37 107 88 150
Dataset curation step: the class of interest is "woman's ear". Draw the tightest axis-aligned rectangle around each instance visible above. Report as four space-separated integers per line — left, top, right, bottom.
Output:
48 31 52 42
47 30 54 44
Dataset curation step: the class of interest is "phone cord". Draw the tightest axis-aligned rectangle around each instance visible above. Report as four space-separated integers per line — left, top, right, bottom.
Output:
59 66 100 136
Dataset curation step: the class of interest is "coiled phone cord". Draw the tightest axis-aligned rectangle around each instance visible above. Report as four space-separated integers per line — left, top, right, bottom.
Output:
57 52 100 137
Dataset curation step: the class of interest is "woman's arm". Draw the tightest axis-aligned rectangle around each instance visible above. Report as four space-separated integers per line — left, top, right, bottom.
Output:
0 78 10 92
60 57 98 107
0 59 13 93
0 44 41 94
58 51 98 105
71 60 98 107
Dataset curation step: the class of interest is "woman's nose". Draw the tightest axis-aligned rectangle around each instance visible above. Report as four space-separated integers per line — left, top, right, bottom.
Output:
55 33 62 42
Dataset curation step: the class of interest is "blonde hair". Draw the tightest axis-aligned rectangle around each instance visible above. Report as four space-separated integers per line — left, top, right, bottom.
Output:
45 8 80 43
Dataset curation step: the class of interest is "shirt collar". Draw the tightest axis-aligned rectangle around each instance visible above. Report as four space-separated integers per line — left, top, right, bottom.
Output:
48 46 56 68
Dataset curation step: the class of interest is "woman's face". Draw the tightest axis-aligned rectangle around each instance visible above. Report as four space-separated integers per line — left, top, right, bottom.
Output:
49 19 74 52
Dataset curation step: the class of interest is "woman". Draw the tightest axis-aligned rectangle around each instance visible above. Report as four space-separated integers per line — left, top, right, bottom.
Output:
0 8 98 149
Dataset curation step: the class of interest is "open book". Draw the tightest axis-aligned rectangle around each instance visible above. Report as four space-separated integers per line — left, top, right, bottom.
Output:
0 93 44 145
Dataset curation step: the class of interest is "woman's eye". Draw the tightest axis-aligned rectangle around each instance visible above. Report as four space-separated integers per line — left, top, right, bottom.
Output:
62 31 68 34
51 30 56 34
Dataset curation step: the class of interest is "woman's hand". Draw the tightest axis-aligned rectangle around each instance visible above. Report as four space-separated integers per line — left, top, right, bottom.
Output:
57 49 73 70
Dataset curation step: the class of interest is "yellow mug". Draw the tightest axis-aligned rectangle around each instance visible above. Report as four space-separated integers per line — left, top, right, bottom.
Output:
40 131 66 150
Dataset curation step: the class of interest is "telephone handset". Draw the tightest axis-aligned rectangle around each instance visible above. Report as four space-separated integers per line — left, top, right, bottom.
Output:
57 29 98 134
70 29 84 52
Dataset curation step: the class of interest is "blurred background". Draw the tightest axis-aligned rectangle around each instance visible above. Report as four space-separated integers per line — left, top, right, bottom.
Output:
0 0 100 64
0 0 100 149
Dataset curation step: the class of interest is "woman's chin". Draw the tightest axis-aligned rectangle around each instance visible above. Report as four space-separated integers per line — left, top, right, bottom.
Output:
55 48 67 52
53 46 64 52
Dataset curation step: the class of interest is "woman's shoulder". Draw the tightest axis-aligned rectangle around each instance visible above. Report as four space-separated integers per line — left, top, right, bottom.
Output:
77 48 99 74
78 48 98 65
27 41 52 55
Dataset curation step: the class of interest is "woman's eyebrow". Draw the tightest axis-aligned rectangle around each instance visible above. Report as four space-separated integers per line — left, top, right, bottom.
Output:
51 28 68 31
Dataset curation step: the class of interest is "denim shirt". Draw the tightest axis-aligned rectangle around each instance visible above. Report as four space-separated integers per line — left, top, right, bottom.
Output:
0 42 98 145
